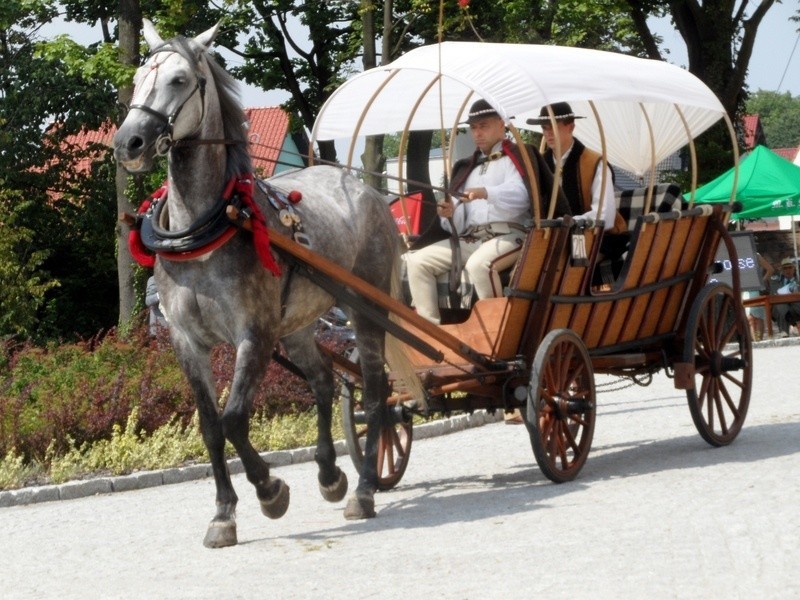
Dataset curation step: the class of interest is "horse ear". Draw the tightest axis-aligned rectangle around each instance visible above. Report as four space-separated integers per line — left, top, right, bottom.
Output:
194 22 220 50
142 19 164 49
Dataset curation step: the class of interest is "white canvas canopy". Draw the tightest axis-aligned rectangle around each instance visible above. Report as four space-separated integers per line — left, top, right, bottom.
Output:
312 42 728 177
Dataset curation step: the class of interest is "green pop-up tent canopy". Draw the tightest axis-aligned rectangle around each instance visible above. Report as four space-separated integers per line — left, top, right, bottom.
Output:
694 145 800 219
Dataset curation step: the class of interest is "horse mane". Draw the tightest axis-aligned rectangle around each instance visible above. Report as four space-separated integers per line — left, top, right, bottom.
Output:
170 35 253 179
202 53 254 180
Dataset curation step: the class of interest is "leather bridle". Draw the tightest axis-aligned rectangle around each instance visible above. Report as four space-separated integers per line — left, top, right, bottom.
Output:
128 38 208 155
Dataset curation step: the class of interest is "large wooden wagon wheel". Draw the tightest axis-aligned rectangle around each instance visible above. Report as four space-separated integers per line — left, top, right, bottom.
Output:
339 348 413 491
682 282 752 446
525 329 596 483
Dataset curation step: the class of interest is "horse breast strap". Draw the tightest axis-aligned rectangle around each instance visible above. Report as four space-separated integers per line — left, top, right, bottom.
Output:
121 175 281 275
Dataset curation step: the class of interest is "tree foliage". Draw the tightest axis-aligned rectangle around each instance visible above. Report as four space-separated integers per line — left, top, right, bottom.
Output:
0 1 121 342
0 0 790 342
746 90 800 149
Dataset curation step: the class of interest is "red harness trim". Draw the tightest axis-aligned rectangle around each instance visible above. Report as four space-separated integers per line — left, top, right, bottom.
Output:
127 175 281 276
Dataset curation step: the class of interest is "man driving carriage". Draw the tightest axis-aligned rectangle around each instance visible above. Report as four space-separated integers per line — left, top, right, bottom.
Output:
405 99 569 324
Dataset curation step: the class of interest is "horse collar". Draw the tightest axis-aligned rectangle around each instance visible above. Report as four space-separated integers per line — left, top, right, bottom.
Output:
128 178 243 265
126 176 281 276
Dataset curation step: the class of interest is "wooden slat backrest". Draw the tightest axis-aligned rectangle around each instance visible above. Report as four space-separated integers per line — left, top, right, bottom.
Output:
581 210 715 351
547 230 597 336
492 224 565 359
577 222 656 348
611 218 679 345
654 215 715 336
494 220 568 358
638 217 707 339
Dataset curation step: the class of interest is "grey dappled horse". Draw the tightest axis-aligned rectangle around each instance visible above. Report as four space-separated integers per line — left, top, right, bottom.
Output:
113 20 404 548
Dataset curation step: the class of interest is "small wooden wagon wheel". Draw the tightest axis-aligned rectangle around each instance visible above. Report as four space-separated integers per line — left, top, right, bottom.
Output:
339 348 413 491
525 329 596 483
682 282 752 446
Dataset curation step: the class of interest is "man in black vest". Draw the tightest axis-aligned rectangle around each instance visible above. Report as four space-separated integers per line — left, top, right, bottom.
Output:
406 99 567 324
528 102 628 269
527 102 620 229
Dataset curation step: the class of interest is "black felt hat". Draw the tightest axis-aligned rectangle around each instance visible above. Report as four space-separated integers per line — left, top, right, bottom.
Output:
465 99 501 124
526 102 585 126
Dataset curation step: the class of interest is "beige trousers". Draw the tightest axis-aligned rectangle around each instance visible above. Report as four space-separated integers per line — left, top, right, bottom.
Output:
405 231 525 324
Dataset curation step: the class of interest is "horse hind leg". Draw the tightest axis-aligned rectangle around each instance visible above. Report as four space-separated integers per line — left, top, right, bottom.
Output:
342 319 389 520
220 336 291 521
281 327 348 503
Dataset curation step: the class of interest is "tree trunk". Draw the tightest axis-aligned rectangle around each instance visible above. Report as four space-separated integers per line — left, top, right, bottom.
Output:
360 0 384 190
115 0 141 332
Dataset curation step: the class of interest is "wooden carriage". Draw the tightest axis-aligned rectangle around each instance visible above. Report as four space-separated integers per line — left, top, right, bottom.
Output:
287 43 752 486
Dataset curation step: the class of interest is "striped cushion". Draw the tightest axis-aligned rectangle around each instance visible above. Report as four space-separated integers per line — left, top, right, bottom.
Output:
616 183 682 230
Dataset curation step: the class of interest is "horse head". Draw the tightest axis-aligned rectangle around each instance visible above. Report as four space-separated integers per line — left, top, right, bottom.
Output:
113 19 220 173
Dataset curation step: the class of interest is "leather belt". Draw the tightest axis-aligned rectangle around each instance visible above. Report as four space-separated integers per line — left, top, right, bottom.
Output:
462 221 527 242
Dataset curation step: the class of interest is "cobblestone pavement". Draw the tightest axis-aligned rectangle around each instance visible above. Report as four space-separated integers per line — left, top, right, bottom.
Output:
1 342 798 599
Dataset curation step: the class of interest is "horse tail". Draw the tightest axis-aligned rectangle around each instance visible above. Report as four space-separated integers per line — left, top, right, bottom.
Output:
384 253 428 411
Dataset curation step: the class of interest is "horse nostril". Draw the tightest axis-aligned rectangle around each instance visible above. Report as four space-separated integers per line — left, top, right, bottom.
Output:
127 136 145 152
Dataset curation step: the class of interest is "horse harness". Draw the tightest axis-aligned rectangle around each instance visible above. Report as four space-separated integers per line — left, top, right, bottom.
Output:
124 176 310 280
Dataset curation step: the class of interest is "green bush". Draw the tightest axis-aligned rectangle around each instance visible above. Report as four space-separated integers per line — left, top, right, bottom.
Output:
0 324 347 490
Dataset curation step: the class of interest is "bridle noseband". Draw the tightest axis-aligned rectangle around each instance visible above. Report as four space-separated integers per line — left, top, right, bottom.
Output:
128 38 208 155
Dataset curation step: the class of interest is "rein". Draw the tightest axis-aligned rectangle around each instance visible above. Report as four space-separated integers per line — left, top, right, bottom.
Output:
248 140 461 204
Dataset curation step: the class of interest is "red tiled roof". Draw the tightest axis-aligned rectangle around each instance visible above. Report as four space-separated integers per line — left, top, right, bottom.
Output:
773 147 799 162
60 122 116 175
741 114 762 149
51 107 291 178
244 107 291 177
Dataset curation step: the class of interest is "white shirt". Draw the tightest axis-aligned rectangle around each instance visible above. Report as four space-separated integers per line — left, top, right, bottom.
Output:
556 144 617 230
442 142 530 235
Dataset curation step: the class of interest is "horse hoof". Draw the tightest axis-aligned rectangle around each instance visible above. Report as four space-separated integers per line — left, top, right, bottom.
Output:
343 492 376 520
203 519 237 548
319 468 348 503
259 477 290 519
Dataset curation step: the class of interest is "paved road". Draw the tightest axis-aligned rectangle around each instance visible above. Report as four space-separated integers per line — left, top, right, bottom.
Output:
2 342 799 599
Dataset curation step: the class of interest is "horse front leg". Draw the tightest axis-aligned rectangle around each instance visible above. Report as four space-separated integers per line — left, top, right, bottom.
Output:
221 336 290 522
281 328 348 503
172 337 239 548
343 334 389 520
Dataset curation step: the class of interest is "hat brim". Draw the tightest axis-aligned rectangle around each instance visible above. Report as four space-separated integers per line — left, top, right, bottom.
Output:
526 115 585 126
463 112 501 125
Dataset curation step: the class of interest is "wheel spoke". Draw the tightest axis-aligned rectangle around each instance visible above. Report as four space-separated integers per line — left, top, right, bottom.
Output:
383 429 396 475
717 379 740 423
562 420 579 454
558 343 575 386
721 371 745 391
376 433 386 475
713 389 729 435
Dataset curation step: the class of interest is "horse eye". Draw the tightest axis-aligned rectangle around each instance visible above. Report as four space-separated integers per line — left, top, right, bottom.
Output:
171 74 189 87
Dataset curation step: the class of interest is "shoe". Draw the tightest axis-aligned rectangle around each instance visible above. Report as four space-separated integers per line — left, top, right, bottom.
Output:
779 331 789 338
504 409 524 424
